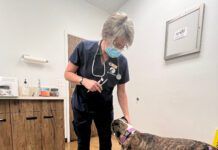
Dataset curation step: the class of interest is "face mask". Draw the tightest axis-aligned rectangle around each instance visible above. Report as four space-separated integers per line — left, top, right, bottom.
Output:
105 47 121 58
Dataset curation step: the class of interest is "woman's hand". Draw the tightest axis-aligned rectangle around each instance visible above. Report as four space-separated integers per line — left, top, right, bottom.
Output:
83 78 102 93
125 115 131 124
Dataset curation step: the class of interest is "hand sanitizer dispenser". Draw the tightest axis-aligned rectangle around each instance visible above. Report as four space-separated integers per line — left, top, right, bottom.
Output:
21 79 30 96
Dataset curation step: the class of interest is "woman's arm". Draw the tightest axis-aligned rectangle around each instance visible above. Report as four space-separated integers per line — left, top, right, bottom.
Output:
64 61 102 92
64 61 81 85
117 83 130 123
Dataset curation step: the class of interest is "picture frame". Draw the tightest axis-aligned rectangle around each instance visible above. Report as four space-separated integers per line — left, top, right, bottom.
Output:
164 3 205 60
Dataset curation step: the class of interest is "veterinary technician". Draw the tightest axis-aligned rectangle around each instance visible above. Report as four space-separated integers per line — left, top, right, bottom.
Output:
64 12 134 150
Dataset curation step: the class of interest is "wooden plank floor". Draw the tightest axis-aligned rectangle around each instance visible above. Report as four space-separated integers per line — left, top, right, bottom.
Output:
65 135 121 150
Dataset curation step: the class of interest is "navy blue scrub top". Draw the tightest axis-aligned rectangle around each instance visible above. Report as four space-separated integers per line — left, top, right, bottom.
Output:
69 40 129 112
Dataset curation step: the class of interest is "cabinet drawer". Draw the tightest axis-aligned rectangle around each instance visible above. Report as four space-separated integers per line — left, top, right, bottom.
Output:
10 100 63 113
42 101 56 111
0 101 10 114
10 100 21 113
42 100 63 111
10 100 41 113
21 101 41 112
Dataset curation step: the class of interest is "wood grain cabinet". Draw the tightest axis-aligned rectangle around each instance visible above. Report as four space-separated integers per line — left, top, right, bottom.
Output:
0 99 64 150
10 100 42 150
41 101 65 150
0 101 13 150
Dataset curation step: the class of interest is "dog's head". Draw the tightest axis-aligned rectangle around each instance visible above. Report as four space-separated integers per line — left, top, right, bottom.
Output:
111 117 129 139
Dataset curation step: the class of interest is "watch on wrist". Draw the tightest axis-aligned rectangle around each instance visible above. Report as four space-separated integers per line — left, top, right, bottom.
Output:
79 77 84 85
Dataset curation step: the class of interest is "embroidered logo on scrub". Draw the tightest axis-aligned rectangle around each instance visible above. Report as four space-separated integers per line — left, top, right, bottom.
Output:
108 62 118 74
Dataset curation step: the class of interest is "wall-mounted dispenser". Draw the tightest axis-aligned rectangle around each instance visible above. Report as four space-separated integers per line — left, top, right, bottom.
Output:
21 54 48 64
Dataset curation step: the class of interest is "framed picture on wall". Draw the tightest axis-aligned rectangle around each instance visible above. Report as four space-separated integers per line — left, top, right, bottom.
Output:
164 3 205 60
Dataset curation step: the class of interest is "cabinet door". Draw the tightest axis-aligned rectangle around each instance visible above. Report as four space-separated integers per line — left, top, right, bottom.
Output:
24 111 42 150
22 100 42 150
41 101 57 149
41 100 64 149
54 111 65 150
0 113 13 150
11 112 26 150
53 101 65 149
41 110 56 150
11 101 42 150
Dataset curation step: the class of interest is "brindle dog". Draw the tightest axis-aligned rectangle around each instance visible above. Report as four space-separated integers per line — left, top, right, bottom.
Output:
111 117 217 150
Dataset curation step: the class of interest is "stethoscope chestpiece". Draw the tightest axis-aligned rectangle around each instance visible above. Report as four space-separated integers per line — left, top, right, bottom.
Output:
116 74 122 80
107 70 122 81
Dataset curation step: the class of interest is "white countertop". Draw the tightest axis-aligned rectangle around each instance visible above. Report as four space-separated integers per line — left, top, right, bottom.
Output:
0 96 65 100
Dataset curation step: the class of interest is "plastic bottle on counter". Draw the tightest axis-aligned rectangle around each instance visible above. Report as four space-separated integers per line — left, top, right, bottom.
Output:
34 79 41 97
22 78 30 96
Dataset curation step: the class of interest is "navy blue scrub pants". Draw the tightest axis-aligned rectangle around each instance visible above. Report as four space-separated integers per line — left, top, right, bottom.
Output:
73 109 114 150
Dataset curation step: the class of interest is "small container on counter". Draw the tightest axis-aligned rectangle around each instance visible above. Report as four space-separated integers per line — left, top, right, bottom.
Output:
40 88 50 97
50 88 59 97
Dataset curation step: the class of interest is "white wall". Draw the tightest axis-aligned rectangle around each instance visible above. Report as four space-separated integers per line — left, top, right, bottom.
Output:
1 0 217 144
115 0 218 143
0 0 109 141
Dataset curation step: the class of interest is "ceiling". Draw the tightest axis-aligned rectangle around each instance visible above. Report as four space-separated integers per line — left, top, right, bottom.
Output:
85 0 128 14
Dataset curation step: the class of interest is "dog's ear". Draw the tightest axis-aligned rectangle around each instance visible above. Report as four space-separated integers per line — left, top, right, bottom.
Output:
121 116 128 123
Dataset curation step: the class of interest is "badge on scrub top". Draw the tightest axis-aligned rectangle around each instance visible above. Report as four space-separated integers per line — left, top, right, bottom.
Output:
108 62 117 74
108 62 122 80
109 62 118 69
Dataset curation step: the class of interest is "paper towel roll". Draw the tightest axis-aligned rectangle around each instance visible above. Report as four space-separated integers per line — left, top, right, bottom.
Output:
22 54 48 64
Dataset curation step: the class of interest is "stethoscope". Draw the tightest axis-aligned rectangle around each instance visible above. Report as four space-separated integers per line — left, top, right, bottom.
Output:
91 41 122 81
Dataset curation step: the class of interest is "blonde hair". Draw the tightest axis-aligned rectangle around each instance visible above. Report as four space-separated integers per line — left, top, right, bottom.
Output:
102 12 134 46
